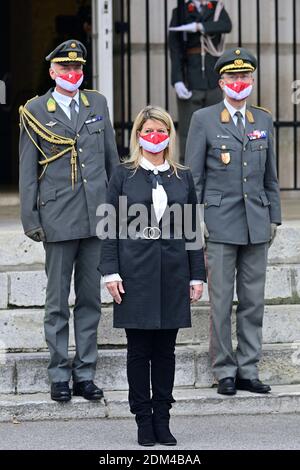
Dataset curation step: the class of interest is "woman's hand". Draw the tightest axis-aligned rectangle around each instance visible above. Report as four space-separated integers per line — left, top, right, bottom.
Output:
106 281 125 304
190 283 204 303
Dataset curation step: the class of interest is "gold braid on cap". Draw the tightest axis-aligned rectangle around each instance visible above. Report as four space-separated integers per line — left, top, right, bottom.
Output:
219 62 255 74
51 57 86 64
19 105 78 190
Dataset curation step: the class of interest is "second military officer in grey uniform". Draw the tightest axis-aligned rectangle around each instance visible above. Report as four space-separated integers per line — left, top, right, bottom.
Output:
186 47 282 395
19 40 119 401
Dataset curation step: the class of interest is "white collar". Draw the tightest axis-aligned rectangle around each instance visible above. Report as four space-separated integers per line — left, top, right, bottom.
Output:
140 156 170 173
224 98 246 120
52 88 80 107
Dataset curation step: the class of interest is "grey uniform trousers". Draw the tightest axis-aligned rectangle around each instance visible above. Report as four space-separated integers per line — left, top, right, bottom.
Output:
177 87 223 164
206 241 269 381
44 237 102 383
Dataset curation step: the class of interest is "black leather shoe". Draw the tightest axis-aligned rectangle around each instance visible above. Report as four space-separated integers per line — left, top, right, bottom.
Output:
235 377 271 393
217 377 236 395
154 426 177 446
51 381 71 402
73 380 104 400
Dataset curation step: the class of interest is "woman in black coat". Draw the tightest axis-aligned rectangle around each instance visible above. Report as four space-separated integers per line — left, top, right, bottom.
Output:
99 105 206 447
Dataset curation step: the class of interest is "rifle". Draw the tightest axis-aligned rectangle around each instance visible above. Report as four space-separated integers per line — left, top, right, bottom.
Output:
177 0 187 82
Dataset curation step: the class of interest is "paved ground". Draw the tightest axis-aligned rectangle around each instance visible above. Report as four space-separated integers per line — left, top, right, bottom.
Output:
0 414 300 450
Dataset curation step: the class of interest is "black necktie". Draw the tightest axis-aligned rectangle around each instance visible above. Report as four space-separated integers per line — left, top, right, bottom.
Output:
70 99 78 129
235 111 245 137
148 170 163 189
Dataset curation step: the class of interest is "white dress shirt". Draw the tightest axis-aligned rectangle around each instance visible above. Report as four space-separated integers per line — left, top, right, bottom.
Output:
52 89 80 119
224 98 246 127
103 157 202 286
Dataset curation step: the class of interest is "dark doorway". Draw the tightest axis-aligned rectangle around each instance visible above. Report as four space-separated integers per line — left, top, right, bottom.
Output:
0 0 92 189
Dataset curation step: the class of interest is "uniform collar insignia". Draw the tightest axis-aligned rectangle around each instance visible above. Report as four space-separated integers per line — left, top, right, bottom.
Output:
81 92 90 107
46 97 56 113
246 109 255 123
221 108 230 123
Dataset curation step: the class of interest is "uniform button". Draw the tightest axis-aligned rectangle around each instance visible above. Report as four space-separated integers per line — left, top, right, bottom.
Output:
83 178 88 183
79 148 83 153
244 177 247 182
243 162 248 166
41 202 45 206
243 147 246 151
81 163 85 168
244 193 248 198
260 145 263 149
204 202 208 207
221 145 226 149
77 133 80 138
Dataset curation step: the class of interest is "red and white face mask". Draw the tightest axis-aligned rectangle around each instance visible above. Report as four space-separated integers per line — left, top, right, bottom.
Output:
224 81 253 101
139 132 170 154
54 70 84 92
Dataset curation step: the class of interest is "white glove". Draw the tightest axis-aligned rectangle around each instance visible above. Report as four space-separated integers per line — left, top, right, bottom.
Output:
174 81 192 100
169 22 198 33
203 223 210 239
200 221 209 249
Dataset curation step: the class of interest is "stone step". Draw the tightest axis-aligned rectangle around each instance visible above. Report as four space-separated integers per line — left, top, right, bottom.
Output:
0 305 300 352
1 262 300 309
1 343 299 394
0 223 300 271
0 384 300 423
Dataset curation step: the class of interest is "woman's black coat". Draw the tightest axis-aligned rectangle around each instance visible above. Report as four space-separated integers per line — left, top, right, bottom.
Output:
99 163 207 329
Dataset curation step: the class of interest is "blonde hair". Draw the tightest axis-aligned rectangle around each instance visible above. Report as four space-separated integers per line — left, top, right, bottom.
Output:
123 105 187 177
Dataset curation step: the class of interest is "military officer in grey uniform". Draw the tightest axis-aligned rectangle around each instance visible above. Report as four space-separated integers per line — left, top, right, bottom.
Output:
19 40 119 401
185 47 282 395
169 0 232 163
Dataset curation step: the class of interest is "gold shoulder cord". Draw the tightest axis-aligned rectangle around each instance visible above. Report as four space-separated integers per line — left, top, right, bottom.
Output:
19 105 78 189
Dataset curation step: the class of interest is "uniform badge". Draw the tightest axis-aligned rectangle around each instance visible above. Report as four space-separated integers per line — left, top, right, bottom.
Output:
221 152 231 165
85 115 103 124
247 130 267 140
47 98 56 112
50 144 60 155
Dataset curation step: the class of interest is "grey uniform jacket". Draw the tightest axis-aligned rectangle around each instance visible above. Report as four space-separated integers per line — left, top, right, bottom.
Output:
185 101 282 245
19 89 119 242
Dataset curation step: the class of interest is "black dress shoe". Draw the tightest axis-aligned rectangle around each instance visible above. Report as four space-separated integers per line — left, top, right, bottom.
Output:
235 377 271 393
51 381 71 402
217 377 236 395
73 380 104 400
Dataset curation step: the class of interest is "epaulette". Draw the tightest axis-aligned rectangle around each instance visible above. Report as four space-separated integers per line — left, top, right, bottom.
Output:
83 88 101 94
251 104 272 114
21 95 39 111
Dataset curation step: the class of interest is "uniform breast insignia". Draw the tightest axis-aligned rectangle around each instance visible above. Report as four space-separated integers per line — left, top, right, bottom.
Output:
220 144 231 165
46 121 57 127
221 152 231 165
85 115 103 124
50 144 60 155
247 130 267 140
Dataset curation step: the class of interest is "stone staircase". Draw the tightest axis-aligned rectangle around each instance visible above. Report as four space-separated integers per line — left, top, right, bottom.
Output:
0 213 300 422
